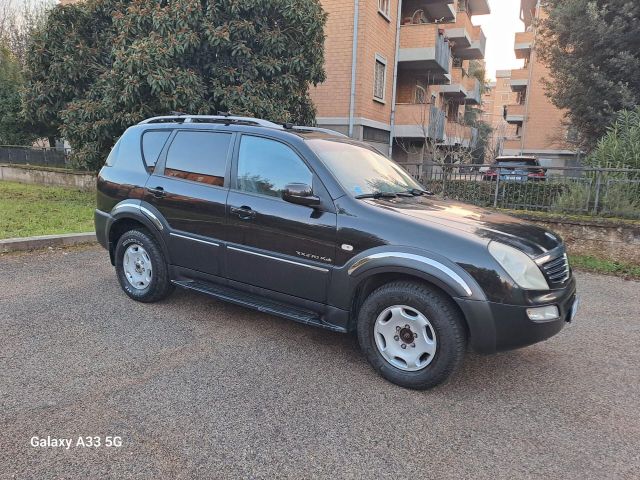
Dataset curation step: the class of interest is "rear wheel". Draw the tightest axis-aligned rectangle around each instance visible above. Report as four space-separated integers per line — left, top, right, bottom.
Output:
115 228 173 302
357 281 466 390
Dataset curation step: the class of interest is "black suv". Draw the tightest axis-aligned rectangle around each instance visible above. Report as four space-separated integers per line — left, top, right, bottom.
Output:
95 115 578 389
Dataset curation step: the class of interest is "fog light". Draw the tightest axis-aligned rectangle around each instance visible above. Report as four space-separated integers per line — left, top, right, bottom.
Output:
526 305 560 322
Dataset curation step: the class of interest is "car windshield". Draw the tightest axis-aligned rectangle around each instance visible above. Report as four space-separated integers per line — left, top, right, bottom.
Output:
306 139 424 196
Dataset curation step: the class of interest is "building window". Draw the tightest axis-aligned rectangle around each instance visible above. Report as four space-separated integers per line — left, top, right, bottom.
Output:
415 85 427 104
378 0 390 19
363 126 391 144
373 55 387 102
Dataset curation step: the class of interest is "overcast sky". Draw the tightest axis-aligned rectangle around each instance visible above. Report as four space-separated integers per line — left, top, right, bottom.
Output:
476 0 525 80
21 0 523 81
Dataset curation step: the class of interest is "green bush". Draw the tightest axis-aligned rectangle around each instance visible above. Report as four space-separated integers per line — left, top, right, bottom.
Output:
551 182 592 214
587 108 640 170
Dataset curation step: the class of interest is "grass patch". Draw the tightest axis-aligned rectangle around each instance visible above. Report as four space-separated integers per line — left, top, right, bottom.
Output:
0 181 94 239
499 208 640 227
569 254 640 280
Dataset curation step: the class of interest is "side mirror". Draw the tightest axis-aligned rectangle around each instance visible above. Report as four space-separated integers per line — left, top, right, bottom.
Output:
282 183 321 208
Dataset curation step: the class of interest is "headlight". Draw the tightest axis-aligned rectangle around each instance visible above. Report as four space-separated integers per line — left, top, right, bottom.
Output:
488 241 549 290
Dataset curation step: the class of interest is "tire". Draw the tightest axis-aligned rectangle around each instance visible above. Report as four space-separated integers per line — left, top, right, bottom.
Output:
357 281 466 390
114 228 174 303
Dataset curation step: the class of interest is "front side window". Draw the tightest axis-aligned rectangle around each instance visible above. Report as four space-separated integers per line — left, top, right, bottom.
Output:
236 136 312 198
307 139 423 197
164 131 231 186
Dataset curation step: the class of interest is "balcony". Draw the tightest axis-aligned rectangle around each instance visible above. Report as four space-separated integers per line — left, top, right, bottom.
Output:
442 10 474 49
456 25 486 59
394 104 446 141
509 67 529 91
436 67 481 104
444 119 475 147
401 1 456 24
514 31 534 59
467 0 490 16
502 137 523 153
399 23 451 73
505 103 526 124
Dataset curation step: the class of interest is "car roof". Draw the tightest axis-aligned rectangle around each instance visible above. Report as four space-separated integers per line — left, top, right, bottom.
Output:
495 156 538 162
136 115 349 142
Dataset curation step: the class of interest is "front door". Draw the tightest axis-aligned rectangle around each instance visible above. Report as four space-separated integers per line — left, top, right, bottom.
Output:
225 134 336 303
144 129 233 276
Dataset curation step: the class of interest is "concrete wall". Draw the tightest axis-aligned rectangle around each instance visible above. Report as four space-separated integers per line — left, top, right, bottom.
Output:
0 165 96 190
525 217 640 265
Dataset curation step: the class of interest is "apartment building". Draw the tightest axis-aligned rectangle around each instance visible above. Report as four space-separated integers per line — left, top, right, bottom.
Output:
481 70 518 158
503 0 577 166
310 0 490 165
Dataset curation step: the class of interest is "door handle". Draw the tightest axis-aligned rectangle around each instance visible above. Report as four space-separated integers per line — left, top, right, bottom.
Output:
146 186 165 198
230 206 256 220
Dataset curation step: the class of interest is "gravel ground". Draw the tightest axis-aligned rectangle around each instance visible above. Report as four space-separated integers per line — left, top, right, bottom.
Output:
1 246 639 479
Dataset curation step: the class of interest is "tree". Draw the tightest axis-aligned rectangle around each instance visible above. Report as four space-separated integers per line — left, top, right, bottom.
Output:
22 0 326 170
538 0 640 149
0 43 37 145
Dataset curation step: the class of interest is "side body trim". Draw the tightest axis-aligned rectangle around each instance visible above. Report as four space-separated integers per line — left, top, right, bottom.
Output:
227 246 329 273
169 232 220 247
348 252 473 296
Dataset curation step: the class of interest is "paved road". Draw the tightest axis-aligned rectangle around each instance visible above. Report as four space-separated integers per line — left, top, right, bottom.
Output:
1 246 639 479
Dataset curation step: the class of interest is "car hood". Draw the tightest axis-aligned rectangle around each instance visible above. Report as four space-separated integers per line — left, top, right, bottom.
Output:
368 196 561 257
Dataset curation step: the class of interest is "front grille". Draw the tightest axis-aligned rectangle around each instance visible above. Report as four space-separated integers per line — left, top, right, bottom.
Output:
541 253 571 287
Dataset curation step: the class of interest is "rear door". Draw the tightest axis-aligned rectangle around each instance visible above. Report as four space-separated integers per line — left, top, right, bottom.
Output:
144 129 233 276
225 134 337 303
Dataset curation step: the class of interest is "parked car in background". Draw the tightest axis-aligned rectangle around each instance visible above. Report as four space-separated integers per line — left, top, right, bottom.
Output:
95 115 577 390
483 156 547 182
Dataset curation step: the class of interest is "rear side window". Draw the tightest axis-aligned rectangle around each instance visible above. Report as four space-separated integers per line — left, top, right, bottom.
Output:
105 138 121 167
164 131 232 186
142 130 171 169
236 136 312 198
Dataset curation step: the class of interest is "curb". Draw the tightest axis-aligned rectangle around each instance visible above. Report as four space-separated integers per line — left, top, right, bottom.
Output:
0 232 97 253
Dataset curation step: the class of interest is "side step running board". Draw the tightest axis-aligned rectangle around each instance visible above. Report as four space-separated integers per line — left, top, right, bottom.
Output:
172 280 346 332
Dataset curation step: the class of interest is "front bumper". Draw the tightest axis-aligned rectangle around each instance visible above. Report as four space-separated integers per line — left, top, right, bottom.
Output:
455 277 577 354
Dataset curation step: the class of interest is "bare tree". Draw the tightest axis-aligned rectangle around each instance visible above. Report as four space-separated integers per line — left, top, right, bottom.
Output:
0 0 53 64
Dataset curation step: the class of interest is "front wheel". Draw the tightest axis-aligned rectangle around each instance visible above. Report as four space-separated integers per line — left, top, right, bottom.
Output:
115 228 174 303
357 281 466 390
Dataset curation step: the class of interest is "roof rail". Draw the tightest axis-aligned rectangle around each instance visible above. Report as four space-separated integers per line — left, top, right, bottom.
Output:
138 115 283 129
290 125 349 138
137 115 350 138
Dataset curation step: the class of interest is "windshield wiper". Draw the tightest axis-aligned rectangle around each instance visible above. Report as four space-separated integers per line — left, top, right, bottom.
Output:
354 192 398 200
402 188 435 196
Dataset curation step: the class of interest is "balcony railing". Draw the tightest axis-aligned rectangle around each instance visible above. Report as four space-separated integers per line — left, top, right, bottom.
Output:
514 31 534 59
509 67 529 91
393 104 445 141
398 23 451 73
506 103 526 123
437 67 481 104
444 120 474 147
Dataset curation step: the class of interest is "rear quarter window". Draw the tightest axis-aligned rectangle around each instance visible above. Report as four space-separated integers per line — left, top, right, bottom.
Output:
142 130 172 170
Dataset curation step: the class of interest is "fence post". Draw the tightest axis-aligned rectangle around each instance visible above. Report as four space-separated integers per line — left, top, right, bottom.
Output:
493 168 501 207
592 170 602 215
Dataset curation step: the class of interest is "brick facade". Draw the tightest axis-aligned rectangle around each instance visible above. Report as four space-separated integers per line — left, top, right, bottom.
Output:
502 1 577 166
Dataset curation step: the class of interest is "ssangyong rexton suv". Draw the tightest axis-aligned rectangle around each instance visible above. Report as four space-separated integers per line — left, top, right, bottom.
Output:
95 115 578 390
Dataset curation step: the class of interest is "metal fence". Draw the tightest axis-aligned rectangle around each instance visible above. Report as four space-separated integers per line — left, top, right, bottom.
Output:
399 162 640 219
0 145 71 168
